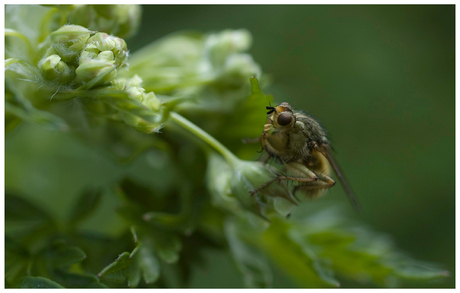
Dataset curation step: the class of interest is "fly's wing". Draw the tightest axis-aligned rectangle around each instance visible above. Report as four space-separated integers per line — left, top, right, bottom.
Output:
318 146 362 214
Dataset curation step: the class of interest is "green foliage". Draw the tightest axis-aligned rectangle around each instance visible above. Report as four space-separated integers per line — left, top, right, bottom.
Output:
5 4 449 288
20 276 65 288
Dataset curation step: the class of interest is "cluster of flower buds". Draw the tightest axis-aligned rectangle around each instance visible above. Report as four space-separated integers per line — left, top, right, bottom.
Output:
38 25 128 88
203 29 261 87
64 5 141 39
76 31 128 86
113 75 161 112
111 75 163 132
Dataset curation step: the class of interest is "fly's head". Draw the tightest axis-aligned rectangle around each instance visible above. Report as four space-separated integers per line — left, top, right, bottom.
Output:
265 102 296 129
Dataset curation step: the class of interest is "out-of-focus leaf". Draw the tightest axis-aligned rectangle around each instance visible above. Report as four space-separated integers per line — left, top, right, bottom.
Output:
142 185 194 231
128 260 141 288
68 188 103 228
224 76 273 139
5 58 40 80
206 152 239 212
224 219 272 288
20 276 64 288
153 233 182 264
126 31 206 93
257 218 340 288
5 193 52 223
5 79 69 132
289 205 450 287
5 193 57 242
5 237 30 286
137 244 160 284
5 101 69 131
53 270 108 288
5 5 53 50
44 241 87 268
98 252 131 283
393 261 449 281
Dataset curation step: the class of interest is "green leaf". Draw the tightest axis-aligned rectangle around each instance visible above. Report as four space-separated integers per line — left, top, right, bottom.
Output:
224 219 273 288
257 218 340 288
142 185 194 230
393 261 450 281
137 244 160 284
154 233 182 264
44 241 87 268
5 80 69 132
98 252 131 283
5 237 30 286
206 152 238 211
20 276 64 288
5 58 40 80
5 101 69 131
68 188 103 228
224 76 273 139
128 260 141 288
5 193 52 223
290 205 450 287
53 270 108 288
5 193 57 242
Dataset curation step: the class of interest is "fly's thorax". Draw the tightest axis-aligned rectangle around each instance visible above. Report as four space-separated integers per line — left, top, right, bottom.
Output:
294 112 329 146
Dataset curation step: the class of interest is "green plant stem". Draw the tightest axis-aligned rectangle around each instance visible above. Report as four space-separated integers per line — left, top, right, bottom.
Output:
169 111 239 166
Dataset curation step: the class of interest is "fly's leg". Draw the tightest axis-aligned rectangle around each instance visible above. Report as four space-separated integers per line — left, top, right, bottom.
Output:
249 174 318 196
293 173 336 197
242 123 272 144
249 162 318 196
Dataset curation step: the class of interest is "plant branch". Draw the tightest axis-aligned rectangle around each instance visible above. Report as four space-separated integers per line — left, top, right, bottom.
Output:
169 111 238 166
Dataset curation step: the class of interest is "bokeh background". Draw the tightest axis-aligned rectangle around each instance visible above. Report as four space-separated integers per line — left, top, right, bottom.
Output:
6 5 454 287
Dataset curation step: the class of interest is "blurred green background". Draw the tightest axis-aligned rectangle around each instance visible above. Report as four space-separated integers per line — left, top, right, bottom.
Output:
6 5 454 287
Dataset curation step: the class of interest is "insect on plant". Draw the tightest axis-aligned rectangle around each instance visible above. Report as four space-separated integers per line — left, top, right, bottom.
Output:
247 99 361 214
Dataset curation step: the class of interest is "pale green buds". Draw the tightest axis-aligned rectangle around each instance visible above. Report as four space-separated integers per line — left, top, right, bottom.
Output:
144 92 161 111
219 54 261 87
38 54 73 83
50 25 92 62
123 75 161 111
205 29 252 68
66 5 141 39
200 29 261 88
76 32 128 86
112 75 163 130
41 25 129 87
75 61 116 85
85 32 128 67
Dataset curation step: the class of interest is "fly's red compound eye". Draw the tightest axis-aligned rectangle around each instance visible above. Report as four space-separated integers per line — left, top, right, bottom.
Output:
278 113 293 126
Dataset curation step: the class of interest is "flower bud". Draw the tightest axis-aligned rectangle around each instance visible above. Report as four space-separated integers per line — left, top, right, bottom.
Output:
76 33 128 86
86 32 128 67
66 5 141 39
126 85 145 101
205 29 252 68
114 5 142 39
50 25 92 62
38 54 73 83
125 74 143 88
144 92 161 111
219 54 261 87
75 60 116 85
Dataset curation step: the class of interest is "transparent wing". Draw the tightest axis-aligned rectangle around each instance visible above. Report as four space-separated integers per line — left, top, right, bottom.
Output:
319 146 362 214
